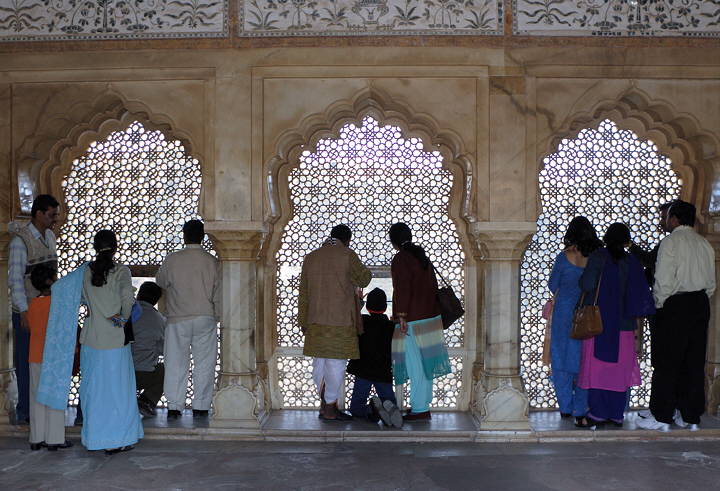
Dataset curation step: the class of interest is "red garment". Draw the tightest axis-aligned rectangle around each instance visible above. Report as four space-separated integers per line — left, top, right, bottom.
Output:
391 249 440 323
27 296 51 363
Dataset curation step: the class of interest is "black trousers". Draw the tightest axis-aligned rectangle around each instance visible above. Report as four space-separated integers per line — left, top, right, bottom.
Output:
649 292 709 424
136 363 165 407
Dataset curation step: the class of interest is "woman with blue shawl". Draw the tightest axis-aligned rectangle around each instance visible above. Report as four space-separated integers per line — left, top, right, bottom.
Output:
576 223 655 427
79 230 143 453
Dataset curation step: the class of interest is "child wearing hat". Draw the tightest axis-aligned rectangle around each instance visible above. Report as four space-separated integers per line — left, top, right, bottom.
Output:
347 287 402 427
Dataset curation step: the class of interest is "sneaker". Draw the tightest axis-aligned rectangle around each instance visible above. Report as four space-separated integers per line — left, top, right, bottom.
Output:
636 414 670 432
372 397 392 426
637 409 652 419
382 400 403 428
366 402 381 423
688 424 700 432
673 409 688 428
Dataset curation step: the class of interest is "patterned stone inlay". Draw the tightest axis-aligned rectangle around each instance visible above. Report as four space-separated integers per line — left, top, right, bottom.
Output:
239 0 502 36
514 0 720 37
520 119 681 409
0 0 227 41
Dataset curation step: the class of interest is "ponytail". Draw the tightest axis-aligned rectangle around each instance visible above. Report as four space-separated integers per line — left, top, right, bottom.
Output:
90 230 118 287
389 222 431 270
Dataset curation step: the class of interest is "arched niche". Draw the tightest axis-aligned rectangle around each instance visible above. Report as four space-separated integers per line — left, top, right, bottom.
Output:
260 87 478 410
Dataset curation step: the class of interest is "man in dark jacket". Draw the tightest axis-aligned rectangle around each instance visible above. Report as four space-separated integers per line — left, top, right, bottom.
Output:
347 288 402 427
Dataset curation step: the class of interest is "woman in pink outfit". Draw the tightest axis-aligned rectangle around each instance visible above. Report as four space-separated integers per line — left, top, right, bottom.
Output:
576 223 655 427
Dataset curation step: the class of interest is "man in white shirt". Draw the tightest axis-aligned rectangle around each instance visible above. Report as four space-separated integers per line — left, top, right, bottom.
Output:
638 200 716 432
8 194 59 424
156 220 221 419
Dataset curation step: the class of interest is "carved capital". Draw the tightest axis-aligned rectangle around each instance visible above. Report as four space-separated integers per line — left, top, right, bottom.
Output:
205 221 267 261
470 222 536 261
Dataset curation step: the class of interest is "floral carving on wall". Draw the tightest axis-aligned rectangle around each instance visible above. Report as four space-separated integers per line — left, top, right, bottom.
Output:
514 0 720 37
0 0 227 41
238 0 502 36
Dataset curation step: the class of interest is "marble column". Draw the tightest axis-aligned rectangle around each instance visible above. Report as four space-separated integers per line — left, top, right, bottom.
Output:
705 233 720 416
0 226 11 420
470 222 535 430
205 221 268 428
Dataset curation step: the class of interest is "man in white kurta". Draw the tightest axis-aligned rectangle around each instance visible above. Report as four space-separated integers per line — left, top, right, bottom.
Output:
156 220 221 418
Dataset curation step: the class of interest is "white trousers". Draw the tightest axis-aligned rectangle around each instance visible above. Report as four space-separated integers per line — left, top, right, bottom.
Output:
29 363 65 445
163 316 217 411
312 358 346 404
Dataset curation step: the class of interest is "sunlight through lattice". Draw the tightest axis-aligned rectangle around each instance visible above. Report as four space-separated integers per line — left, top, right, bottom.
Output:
59 121 218 408
275 116 465 408
520 119 682 409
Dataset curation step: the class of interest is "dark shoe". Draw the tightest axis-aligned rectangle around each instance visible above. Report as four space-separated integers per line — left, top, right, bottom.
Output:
366 403 381 424
560 412 572 419
372 396 392 426
105 445 134 455
29 442 45 451
192 409 209 418
138 402 155 418
319 403 352 422
167 409 182 419
47 441 73 451
574 416 598 428
403 411 432 421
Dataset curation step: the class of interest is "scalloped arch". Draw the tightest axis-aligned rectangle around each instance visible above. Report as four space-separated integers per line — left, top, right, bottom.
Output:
36 89 200 215
543 87 720 223
264 87 477 231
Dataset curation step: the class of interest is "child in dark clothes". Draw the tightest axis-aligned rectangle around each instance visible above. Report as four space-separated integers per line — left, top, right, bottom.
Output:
347 288 402 427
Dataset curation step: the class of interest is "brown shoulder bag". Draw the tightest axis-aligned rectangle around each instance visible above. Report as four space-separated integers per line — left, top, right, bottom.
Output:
571 272 604 340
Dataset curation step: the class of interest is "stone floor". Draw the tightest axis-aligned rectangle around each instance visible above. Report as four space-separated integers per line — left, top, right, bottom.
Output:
2 437 720 490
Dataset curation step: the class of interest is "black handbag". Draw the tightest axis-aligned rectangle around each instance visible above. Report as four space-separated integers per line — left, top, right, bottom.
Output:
433 265 465 330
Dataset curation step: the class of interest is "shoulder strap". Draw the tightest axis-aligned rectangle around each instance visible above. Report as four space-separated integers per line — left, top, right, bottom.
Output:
431 263 451 288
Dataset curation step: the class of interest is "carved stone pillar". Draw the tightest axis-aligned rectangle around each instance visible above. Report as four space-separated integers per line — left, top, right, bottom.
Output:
470 222 535 430
0 226 12 419
205 221 268 428
705 234 720 416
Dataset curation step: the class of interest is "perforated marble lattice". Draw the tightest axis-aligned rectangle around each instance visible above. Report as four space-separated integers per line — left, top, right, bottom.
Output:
520 119 681 409
275 116 465 408
59 121 218 408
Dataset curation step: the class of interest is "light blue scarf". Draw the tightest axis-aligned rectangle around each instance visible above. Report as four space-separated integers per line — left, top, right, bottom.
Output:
37 263 88 411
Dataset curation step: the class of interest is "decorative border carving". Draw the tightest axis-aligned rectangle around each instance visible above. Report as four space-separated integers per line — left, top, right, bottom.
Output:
0 1 228 42
541 87 720 226
513 0 720 38
238 0 502 37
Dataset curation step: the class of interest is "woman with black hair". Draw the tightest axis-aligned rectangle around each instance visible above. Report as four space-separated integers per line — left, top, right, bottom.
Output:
389 222 451 421
547 216 602 423
79 230 143 453
576 223 655 428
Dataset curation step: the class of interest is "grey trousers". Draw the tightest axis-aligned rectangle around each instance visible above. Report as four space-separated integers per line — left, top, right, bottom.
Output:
29 363 65 445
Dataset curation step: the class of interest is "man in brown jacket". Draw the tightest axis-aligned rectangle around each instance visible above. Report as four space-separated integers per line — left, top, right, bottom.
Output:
298 224 372 421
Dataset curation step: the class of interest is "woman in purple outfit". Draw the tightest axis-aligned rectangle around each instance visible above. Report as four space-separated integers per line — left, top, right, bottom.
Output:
576 223 655 427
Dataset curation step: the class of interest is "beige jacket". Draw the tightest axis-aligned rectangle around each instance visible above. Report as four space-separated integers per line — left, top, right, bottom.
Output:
156 245 221 323
298 240 371 332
